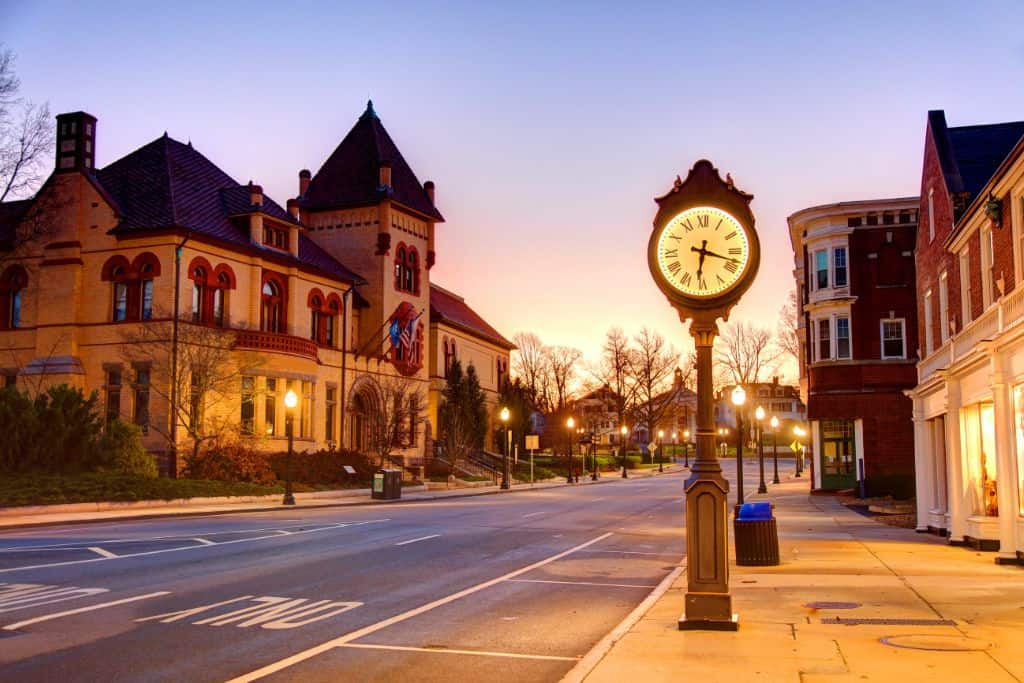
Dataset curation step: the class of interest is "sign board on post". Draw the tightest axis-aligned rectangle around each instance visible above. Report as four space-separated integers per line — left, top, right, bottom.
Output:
343 465 357 475
525 435 539 450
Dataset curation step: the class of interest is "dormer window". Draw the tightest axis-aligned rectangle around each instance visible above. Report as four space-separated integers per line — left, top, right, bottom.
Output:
263 226 287 250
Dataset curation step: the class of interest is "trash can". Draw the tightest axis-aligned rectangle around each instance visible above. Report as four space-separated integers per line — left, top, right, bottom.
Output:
372 469 402 500
733 502 779 566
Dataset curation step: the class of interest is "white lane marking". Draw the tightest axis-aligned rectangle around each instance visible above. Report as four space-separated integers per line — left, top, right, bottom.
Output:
225 532 614 682
137 594 362 630
577 549 679 556
275 530 293 536
521 511 545 518
338 643 579 662
88 547 118 559
3 591 170 631
394 534 440 546
0 520 391 574
193 538 215 546
507 579 658 589
0 584 108 613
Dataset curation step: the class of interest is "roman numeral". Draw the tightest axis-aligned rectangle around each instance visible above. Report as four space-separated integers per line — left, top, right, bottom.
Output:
667 261 682 275
667 235 681 241
716 274 725 285
680 272 692 286
683 220 695 232
724 231 737 240
724 261 739 273
728 247 742 255
715 219 723 231
697 214 709 228
698 278 707 291
663 248 678 259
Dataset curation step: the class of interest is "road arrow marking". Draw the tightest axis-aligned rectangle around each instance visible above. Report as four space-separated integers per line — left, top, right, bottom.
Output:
4 591 170 631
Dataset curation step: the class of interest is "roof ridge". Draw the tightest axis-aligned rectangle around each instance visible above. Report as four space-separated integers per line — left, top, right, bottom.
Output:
161 134 179 227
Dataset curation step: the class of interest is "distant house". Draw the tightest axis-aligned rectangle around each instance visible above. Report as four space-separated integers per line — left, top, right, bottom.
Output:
715 378 806 443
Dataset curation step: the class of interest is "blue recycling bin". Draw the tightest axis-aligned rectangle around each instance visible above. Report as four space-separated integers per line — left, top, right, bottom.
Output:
734 502 779 566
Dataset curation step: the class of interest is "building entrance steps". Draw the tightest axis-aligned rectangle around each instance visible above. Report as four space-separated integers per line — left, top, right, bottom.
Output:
570 476 1024 683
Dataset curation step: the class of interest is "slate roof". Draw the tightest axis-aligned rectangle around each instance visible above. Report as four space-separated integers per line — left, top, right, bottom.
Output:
930 110 1024 201
302 101 444 222
92 134 363 284
429 284 514 350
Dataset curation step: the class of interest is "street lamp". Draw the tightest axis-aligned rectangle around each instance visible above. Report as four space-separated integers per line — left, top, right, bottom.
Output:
620 424 629 478
577 426 586 482
755 405 767 494
282 388 298 505
566 416 576 484
793 425 805 477
671 431 678 465
731 385 746 507
770 416 780 484
657 429 665 473
591 426 599 481
500 406 511 490
683 429 690 467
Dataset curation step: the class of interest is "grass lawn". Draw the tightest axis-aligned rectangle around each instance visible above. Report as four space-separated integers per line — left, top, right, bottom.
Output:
0 472 287 508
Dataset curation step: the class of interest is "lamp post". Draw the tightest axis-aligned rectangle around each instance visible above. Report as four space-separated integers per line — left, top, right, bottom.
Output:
500 406 511 490
793 426 805 477
770 416 780 484
591 427 599 481
577 426 585 483
282 388 298 505
683 429 690 467
657 429 665 473
731 386 746 507
671 431 678 464
566 416 576 484
755 405 767 494
620 425 629 478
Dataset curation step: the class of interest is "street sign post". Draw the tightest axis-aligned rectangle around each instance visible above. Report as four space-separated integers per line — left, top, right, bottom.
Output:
525 435 539 485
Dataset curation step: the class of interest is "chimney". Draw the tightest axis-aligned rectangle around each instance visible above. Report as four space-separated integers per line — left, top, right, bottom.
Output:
55 111 98 173
424 180 435 204
249 182 263 207
378 160 392 189
286 198 300 219
299 169 311 196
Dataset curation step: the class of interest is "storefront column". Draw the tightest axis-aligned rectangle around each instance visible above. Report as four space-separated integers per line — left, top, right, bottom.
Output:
911 401 932 532
945 374 968 544
990 354 1019 562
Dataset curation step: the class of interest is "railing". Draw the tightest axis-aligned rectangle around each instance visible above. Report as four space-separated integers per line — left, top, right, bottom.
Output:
918 285 1024 383
234 330 318 360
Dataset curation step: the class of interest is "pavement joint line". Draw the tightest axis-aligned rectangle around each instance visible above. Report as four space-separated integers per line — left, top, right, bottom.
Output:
224 531 615 683
394 534 440 546
559 561 686 683
87 546 117 559
3 591 171 631
336 643 579 662
507 579 658 589
0 519 392 574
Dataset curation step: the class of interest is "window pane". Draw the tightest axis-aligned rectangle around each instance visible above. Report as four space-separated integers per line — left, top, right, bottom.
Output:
114 283 127 321
10 290 21 328
818 319 830 360
241 377 255 435
816 251 828 289
882 320 904 358
265 378 277 435
134 369 150 434
213 288 224 326
141 280 153 320
836 317 850 359
833 248 847 287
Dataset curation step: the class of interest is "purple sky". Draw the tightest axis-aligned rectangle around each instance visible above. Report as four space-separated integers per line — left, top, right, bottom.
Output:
4 2 1024 381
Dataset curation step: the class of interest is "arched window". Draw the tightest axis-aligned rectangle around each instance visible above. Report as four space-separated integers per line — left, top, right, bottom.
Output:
112 265 129 322
309 295 322 342
394 245 407 291
191 266 207 323
407 248 419 294
393 243 421 294
102 253 161 322
325 297 339 347
0 266 28 330
261 279 284 333
188 258 234 326
213 272 230 326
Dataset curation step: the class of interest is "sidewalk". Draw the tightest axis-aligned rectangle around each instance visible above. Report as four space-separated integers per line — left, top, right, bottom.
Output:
0 463 684 530
575 476 1024 683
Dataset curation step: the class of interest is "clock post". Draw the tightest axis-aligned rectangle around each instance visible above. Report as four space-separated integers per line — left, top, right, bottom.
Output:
646 160 760 632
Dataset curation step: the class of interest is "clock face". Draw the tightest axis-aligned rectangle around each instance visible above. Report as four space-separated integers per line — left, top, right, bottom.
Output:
655 206 750 297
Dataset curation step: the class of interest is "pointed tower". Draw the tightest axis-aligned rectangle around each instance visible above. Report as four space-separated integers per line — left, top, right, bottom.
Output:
298 102 443 373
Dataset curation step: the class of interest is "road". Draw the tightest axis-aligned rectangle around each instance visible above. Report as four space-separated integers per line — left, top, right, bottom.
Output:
0 458 780 682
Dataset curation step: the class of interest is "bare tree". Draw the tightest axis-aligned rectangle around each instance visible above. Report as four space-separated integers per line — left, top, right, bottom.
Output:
1 47 53 203
590 328 637 430
714 320 780 386
511 331 547 407
121 320 262 464
777 289 801 365
363 373 426 468
631 328 679 441
545 345 582 412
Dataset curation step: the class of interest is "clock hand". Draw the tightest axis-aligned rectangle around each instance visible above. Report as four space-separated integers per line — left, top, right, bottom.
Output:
702 248 741 263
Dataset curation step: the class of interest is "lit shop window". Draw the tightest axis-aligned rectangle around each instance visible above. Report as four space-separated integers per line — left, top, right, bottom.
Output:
961 402 998 517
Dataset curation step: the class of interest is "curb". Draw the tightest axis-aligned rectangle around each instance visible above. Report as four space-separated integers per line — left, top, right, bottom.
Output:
560 561 687 683
0 468 688 531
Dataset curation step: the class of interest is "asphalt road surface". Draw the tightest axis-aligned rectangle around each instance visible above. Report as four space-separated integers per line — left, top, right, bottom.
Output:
0 459 776 682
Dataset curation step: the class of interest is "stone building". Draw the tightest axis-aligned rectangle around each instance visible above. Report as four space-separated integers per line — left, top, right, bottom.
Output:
909 110 1024 562
0 103 512 475
788 197 919 493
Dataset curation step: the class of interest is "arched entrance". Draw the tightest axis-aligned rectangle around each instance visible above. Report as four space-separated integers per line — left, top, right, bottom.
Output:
347 377 381 455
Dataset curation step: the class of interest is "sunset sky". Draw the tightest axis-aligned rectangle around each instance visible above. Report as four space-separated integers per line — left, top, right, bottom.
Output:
4 1 1024 383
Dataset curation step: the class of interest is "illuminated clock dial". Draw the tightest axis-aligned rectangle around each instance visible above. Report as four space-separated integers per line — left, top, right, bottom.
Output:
655 206 751 297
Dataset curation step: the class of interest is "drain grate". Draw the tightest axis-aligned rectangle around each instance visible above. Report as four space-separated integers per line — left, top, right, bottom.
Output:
822 617 956 626
805 601 860 610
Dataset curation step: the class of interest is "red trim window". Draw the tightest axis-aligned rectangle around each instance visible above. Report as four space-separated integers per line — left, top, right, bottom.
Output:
307 289 340 347
0 265 28 330
262 225 287 250
189 258 235 326
102 253 161 322
393 242 420 295
260 271 287 333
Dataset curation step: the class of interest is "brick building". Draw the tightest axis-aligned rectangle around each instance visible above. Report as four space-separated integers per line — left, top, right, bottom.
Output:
788 198 919 493
0 103 513 475
909 110 1024 562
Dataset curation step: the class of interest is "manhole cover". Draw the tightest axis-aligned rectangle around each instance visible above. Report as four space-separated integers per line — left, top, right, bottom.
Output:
822 617 956 626
805 601 860 610
880 635 992 652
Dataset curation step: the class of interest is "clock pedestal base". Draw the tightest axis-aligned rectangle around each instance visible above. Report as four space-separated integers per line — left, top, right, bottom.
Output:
678 477 738 631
